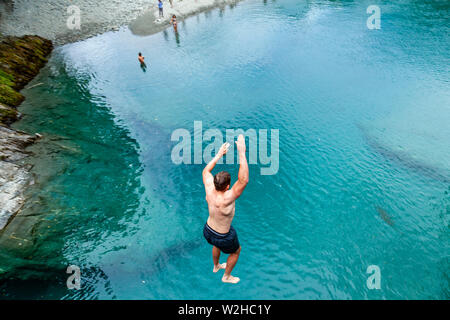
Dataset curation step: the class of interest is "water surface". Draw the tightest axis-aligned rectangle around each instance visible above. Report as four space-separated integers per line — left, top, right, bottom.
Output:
1 0 449 299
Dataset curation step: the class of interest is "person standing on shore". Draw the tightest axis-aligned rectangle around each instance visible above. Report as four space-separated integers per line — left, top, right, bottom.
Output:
202 135 249 284
169 0 173 8
158 0 164 18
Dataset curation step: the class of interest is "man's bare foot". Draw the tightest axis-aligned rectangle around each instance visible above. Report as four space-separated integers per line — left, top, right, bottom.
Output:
213 263 226 273
222 274 240 284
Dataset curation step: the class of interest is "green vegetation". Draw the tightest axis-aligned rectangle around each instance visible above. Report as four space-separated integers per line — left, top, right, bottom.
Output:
0 69 15 87
0 35 53 127
0 84 24 106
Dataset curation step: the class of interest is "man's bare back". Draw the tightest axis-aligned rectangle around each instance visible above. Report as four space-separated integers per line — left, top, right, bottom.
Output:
202 135 249 284
206 187 236 234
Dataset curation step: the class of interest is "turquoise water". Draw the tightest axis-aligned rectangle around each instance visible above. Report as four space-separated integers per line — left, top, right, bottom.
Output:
1 0 449 299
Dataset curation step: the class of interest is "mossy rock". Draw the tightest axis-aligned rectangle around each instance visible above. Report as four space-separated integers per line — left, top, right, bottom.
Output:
0 69 15 87
0 103 19 125
0 35 52 127
0 35 53 91
0 84 24 106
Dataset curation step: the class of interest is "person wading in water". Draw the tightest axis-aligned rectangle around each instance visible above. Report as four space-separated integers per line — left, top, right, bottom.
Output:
138 52 147 71
202 135 249 284
171 14 178 31
138 52 145 65
138 52 147 72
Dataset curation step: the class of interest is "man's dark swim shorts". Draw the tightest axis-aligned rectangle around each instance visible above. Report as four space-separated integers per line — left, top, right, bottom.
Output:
203 223 240 254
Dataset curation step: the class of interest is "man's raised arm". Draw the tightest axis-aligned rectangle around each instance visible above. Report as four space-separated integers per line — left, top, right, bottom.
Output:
231 135 249 199
202 142 230 188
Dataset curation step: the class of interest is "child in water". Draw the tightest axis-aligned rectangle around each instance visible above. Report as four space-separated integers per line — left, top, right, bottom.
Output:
138 52 145 65
138 52 147 71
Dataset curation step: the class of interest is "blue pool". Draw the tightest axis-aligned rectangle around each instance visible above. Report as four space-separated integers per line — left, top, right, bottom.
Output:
1 0 449 299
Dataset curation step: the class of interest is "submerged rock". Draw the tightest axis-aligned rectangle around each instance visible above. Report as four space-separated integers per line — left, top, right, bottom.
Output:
0 102 19 125
0 125 36 162
376 206 394 227
0 35 52 230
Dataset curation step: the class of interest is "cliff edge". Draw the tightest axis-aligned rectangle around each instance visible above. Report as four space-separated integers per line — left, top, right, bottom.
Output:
0 35 53 230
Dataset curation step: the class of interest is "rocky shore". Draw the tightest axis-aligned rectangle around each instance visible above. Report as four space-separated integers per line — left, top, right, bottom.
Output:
0 35 53 230
0 1 243 45
130 0 242 36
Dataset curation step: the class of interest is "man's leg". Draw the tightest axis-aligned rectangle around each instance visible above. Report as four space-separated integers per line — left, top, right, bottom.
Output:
212 246 226 273
222 246 241 284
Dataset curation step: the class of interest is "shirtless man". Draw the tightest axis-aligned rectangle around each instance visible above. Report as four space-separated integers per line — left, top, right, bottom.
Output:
202 134 249 284
138 52 145 65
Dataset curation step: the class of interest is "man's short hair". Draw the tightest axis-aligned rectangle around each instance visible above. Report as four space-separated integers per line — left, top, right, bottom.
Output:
214 171 231 191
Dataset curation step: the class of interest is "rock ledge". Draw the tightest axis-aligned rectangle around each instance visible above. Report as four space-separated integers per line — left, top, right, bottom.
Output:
0 35 53 230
